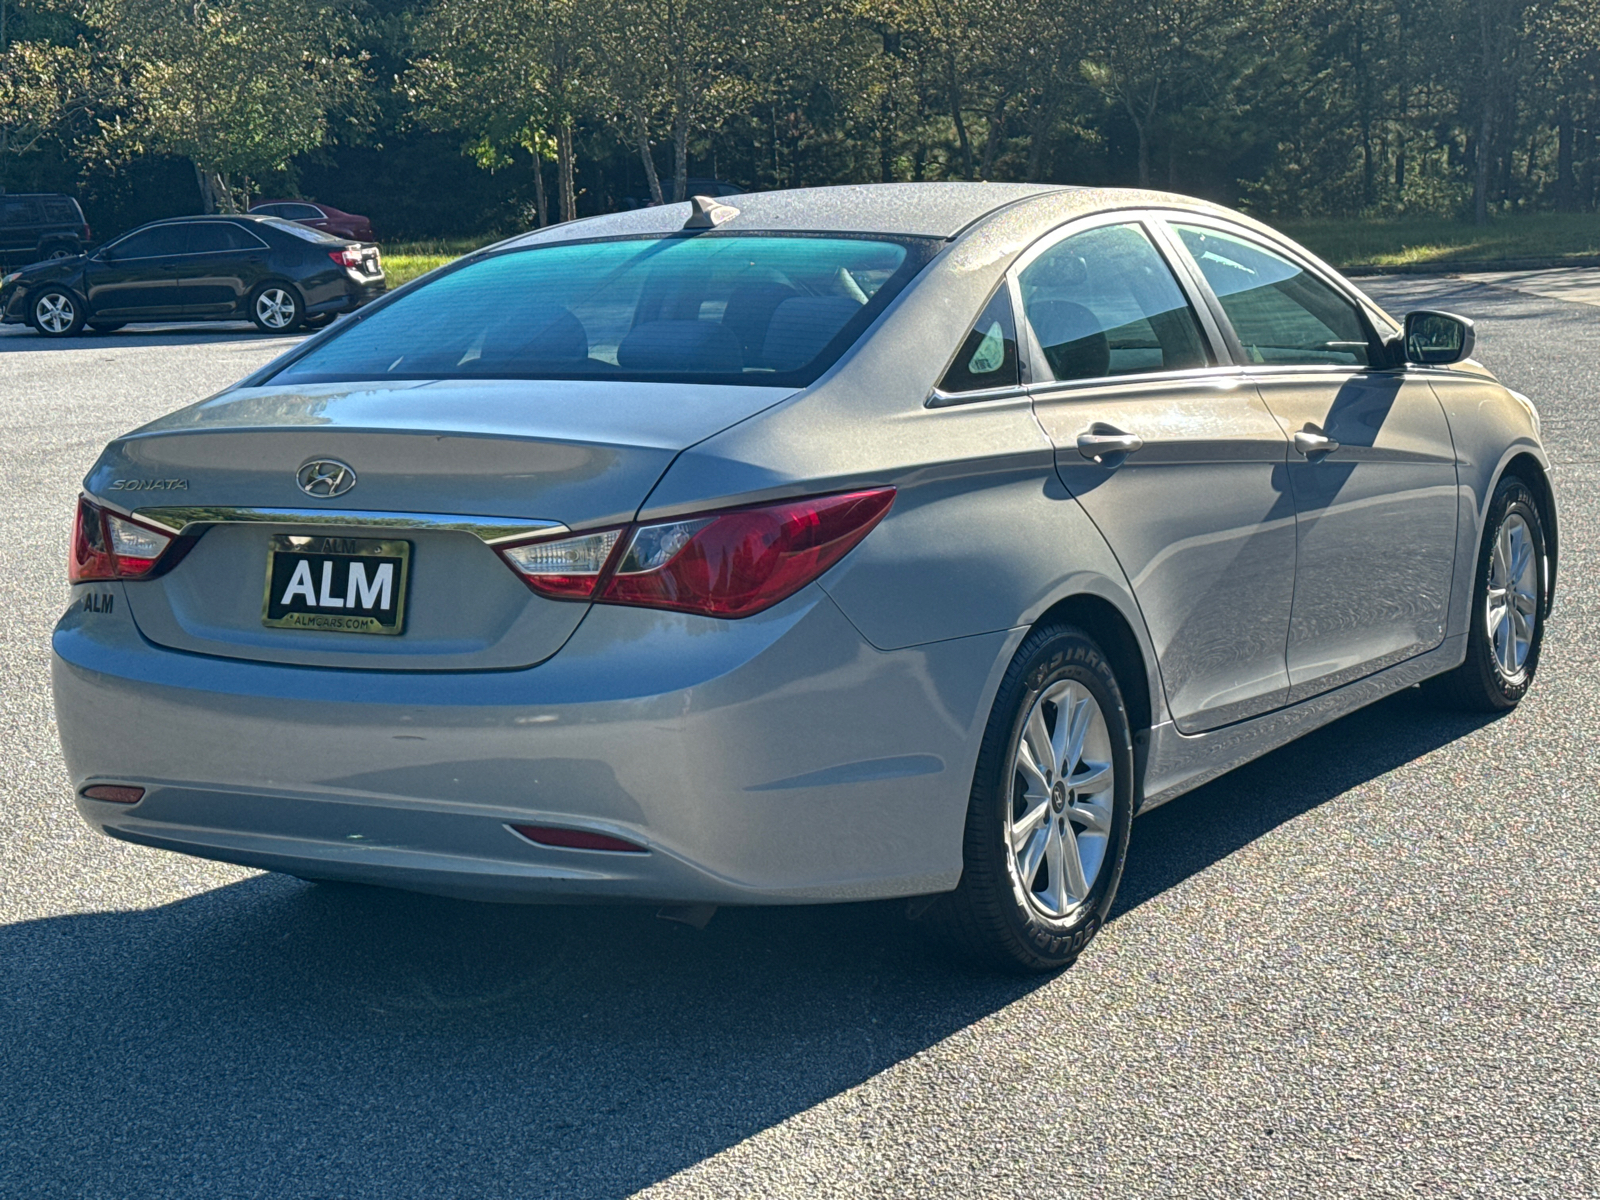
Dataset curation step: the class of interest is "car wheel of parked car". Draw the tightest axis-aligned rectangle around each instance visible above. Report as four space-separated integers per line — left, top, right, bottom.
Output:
43 244 77 260
87 321 126 333
250 283 303 332
936 623 1135 972
30 288 85 337
1432 475 1547 712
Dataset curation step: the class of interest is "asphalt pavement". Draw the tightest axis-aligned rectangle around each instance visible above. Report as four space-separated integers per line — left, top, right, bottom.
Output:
1 278 1596 1199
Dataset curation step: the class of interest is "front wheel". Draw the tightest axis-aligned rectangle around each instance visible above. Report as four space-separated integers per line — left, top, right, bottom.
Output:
935 624 1135 972
250 283 303 333
30 289 85 337
1431 475 1548 711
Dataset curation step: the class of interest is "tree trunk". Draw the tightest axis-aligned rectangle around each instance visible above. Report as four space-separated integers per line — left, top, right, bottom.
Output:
672 109 689 202
1556 100 1574 212
195 163 217 214
1474 106 1491 226
557 119 576 222
977 95 1010 181
532 150 548 226
1134 120 1151 189
946 57 974 180
635 118 664 205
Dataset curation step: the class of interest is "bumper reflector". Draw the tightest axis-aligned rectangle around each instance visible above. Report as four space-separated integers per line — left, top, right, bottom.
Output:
510 824 647 853
81 785 144 804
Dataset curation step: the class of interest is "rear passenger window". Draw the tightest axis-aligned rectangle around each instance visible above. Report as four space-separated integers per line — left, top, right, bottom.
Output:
1173 224 1371 367
43 200 78 222
1019 223 1209 383
2 199 40 226
938 286 1019 394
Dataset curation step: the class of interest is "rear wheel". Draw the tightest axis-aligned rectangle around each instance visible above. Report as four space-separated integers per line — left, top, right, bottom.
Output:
935 624 1135 972
250 283 303 333
1431 475 1547 711
29 288 85 337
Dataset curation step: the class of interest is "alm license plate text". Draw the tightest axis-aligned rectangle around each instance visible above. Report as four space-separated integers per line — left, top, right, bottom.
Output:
262 534 411 635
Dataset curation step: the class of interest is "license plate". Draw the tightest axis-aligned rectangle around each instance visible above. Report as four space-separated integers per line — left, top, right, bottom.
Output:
262 534 410 635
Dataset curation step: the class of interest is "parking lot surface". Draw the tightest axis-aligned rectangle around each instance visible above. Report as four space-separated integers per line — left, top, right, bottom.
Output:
1 277 1596 1198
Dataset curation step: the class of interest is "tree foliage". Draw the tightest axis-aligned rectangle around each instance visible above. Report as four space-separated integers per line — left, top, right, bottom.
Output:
7 0 1600 229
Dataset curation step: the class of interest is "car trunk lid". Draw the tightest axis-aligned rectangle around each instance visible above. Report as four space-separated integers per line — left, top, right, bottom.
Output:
92 378 794 670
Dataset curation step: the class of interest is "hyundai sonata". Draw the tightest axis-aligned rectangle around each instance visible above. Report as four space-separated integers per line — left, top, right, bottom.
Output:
53 184 1556 970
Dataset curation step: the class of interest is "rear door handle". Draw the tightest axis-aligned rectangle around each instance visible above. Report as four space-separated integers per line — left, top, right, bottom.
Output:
1076 430 1145 464
1293 430 1340 457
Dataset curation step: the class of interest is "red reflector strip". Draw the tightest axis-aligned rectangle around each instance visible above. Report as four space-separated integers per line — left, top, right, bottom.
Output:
81 785 144 804
510 824 647 853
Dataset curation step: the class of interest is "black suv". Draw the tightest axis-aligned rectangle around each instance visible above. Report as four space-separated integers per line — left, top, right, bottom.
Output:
0 194 91 266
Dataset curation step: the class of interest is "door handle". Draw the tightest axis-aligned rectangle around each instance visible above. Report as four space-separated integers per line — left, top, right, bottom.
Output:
1293 430 1340 457
1076 429 1145 464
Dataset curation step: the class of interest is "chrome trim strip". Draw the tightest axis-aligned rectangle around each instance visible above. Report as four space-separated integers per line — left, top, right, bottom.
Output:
925 384 1030 408
130 506 566 546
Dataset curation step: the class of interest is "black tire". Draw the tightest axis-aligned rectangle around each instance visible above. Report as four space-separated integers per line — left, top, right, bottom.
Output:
87 321 125 333
934 623 1136 972
1430 475 1548 712
28 288 86 337
249 281 304 333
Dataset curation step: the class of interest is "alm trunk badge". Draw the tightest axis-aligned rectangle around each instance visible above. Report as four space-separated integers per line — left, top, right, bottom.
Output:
297 459 357 498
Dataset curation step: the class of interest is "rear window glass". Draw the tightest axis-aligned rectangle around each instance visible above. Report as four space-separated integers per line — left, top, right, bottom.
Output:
270 234 929 388
42 200 79 222
259 217 345 244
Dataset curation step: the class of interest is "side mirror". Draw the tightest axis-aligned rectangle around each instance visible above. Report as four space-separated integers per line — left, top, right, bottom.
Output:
93 246 114 261
1404 310 1475 365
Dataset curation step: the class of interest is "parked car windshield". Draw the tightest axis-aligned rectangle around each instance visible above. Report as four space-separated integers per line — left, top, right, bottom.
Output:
270 233 931 387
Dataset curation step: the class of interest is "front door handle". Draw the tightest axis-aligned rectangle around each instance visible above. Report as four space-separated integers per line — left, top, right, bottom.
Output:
1077 430 1145 464
1293 430 1340 457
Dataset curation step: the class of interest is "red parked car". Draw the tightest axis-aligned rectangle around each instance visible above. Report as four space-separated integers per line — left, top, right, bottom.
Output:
249 200 374 242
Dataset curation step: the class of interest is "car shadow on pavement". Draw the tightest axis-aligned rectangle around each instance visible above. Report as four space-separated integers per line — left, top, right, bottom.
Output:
0 324 302 351
0 687 1496 1199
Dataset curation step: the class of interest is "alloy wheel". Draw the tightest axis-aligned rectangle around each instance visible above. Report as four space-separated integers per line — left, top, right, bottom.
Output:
1487 512 1538 677
34 293 76 334
255 288 297 330
1006 678 1115 919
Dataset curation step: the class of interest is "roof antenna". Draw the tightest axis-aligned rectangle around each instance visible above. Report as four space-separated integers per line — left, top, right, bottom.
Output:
684 194 739 229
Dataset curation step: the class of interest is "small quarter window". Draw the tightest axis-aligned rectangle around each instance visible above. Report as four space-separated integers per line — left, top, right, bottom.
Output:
939 286 1019 394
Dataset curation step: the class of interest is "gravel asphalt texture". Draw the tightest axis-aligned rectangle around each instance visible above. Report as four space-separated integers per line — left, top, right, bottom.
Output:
0 277 1595 1199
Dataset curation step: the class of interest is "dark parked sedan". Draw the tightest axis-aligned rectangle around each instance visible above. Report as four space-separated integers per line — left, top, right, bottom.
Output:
0 214 385 336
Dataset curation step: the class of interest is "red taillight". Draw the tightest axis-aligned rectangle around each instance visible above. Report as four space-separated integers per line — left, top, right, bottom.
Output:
69 496 175 582
493 489 895 619
510 824 647 853
81 785 144 804
328 248 362 268
602 488 895 617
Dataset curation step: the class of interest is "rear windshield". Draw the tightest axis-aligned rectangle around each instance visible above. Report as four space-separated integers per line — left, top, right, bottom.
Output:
260 217 346 244
269 233 933 387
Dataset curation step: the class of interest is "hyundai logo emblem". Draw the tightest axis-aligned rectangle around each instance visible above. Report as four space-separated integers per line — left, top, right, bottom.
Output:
297 459 357 498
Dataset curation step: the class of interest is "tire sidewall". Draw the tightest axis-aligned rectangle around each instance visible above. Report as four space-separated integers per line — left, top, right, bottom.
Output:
975 627 1135 967
29 288 85 337
250 282 303 333
1469 478 1546 707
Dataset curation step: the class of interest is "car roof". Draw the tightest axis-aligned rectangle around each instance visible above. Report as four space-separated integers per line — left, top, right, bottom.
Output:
506 182 1070 244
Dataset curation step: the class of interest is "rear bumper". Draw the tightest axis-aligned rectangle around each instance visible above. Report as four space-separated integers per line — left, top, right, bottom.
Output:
305 277 385 317
53 584 1015 905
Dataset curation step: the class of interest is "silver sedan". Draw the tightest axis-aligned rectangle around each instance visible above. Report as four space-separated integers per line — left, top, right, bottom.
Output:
52 184 1557 970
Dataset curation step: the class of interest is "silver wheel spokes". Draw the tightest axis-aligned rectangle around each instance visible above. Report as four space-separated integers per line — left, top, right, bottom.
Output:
1008 679 1115 919
36 294 74 334
1487 513 1537 677
257 289 295 329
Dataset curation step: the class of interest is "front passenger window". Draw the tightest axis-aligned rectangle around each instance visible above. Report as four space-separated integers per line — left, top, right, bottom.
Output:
1018 223 1209 383
1173 224 1371 367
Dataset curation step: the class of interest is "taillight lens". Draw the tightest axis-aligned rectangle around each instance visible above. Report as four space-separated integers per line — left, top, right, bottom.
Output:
70 496 175 582
328 248 362 268
493 488 894 617
497 528 621 599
